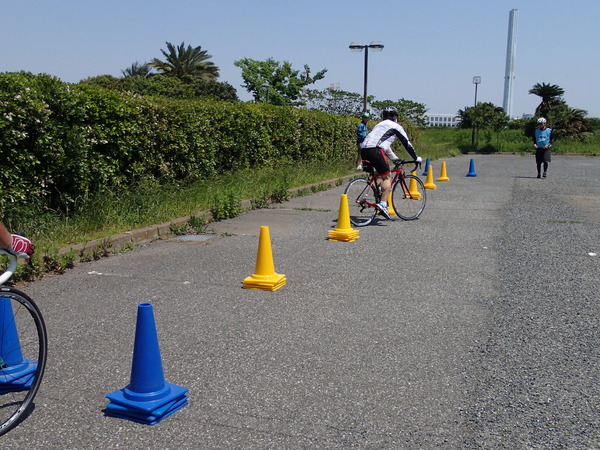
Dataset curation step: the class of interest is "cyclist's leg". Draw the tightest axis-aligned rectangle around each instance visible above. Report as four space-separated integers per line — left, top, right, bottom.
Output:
365 148 391 201
0 287 47 436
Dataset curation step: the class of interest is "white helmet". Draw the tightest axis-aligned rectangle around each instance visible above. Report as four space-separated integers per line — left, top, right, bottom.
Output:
537 117 547 124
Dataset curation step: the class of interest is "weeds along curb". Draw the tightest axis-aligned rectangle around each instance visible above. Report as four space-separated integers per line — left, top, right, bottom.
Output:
53 173 358 263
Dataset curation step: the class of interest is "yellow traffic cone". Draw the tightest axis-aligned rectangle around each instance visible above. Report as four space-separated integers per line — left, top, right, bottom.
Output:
243 226 286 291
424 164 437 189
328 194 359 242
437 161 449 182
408 171 422 199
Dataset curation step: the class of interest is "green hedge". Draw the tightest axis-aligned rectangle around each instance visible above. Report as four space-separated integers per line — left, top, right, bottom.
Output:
0 72 356 216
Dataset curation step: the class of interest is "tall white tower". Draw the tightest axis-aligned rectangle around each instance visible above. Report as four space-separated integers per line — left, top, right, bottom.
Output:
503 9 518 119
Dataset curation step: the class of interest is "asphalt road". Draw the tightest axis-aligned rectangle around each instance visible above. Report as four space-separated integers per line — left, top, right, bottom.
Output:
2 154 598 448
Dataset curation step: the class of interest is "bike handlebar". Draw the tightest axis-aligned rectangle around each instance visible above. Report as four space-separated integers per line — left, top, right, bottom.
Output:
394 159 421 171
0 249 18 285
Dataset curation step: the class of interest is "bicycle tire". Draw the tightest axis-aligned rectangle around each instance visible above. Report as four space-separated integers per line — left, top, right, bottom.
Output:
391 174 426 220
344 178 378 227
0 286 47 436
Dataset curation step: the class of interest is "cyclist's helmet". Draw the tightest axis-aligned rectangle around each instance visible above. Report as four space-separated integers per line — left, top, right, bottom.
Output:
382 106 398 120
361 112 371 118
537 117 547 124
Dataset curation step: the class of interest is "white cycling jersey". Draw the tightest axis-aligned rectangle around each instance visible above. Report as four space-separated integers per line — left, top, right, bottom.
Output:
360 119 417 161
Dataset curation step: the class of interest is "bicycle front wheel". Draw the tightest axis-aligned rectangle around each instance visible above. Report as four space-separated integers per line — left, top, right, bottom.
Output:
344 178 378 226
0 287 47 436
392 174 426 220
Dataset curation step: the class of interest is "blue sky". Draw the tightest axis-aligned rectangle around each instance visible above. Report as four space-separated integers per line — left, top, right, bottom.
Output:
3 0 599 117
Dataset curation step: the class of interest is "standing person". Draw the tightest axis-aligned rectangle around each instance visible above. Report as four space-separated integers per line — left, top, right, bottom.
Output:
360 106 421 219
355 112 370 170
0 222 34 260
533 117 552 178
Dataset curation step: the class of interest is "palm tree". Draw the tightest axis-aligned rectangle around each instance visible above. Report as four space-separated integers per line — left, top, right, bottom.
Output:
150 42 219 81
549 104 589 139
528 82 565 118
121 61 152 78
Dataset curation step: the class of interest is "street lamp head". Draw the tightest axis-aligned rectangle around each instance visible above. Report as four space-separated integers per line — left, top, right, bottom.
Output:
349 42 365 52
473 76 481 85
368 41 384 52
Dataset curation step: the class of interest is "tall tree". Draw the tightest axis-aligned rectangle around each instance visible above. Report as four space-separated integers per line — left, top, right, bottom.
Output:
528 82 565 118
303 88 365 116
234 57 326 106
150 42 219 81
458 102 509 147
371 99 427 126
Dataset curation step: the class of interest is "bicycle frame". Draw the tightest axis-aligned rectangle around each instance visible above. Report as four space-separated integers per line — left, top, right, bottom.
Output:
364 161 419 204
345 159 424 226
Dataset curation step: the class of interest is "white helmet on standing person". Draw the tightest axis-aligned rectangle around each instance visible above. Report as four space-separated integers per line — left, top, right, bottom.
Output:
537 117 547 124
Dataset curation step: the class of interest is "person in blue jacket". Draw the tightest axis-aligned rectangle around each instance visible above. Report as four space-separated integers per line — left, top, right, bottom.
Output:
355 112 370 170
534 117 552 178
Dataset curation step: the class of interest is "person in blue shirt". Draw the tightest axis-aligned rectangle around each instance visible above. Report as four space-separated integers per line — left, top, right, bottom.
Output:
533 117 552 178
355 112 370 170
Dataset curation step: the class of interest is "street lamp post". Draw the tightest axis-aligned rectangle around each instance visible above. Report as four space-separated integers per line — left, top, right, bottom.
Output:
471 76 481 146
349 41 384 112
262 82 269 103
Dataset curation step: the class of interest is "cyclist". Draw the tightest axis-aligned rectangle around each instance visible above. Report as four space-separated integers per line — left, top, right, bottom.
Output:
0 222 34 261
360 106 422 219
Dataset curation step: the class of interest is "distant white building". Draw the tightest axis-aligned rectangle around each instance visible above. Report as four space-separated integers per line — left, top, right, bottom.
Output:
425 113 461 127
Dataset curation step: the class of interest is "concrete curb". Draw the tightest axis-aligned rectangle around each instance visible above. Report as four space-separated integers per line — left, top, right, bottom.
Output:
55 173 359 259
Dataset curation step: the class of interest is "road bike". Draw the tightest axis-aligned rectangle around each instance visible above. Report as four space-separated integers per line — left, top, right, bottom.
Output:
0 250 47 436
344 159 426 226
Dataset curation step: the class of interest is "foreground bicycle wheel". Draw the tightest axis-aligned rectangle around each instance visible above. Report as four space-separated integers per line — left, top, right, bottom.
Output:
0 287 47 436
344 178 378 226
392 174 427 220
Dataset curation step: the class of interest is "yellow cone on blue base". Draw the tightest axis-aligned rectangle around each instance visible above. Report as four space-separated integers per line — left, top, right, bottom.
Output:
243 226 286 291
328 194 359 242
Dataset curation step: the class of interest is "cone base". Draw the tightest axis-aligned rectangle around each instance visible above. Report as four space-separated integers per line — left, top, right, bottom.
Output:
0 371 35 394
423 183 437 190
466 173 477 177
437 176 449 182
243 273 286 291
106 381 188 414
328 229 359 242
106 394 188 425
0 359 37 391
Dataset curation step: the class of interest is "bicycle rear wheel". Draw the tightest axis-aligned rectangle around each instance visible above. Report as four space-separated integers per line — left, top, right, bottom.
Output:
344 178 378 226
0 287 47 436
391 174 426 220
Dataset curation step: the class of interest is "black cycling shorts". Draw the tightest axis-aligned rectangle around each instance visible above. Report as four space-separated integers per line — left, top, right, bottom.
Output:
360 147 390 175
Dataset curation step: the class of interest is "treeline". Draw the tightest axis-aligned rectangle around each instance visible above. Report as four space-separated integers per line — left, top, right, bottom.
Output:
0 72 356 219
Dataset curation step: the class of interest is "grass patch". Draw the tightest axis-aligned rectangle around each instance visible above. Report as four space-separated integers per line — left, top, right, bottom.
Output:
24 158 355 254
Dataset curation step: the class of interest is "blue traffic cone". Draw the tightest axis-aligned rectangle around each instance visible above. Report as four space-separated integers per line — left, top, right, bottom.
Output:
422 157 430 176
466 158 478 177
0 296 38 393
105 303 188 425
